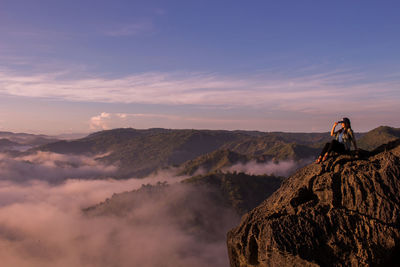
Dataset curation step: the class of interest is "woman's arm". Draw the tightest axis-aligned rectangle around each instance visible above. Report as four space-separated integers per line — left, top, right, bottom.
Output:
330 122 338 136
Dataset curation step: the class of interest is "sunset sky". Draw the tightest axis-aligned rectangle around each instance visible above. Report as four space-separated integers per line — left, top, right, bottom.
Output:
0 0 399 134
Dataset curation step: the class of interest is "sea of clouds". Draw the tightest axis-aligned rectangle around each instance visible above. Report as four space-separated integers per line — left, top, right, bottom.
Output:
0 152 117 183
0 152 240 267
0 150 309 266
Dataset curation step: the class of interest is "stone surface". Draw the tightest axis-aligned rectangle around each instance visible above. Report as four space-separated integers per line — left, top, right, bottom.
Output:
227 139 400 267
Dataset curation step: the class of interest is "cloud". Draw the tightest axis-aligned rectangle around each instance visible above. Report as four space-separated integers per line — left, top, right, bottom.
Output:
224 159 313 177
0 142 315 266
1 69 400 132
0 153 237 266
0 69 399 114
89 112 112 130
104 21 154 37
0 152 117 183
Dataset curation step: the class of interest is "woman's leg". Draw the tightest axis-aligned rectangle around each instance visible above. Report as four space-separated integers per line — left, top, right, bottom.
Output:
319 142 331 157
318 140 347 163
317 142 331 163
329 140 346 154
321 140 346 162
322 140 342 161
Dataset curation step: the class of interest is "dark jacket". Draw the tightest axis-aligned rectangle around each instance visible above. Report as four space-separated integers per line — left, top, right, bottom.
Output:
334 128 355 151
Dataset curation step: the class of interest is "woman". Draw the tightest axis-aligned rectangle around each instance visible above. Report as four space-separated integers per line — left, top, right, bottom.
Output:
316 117 358 163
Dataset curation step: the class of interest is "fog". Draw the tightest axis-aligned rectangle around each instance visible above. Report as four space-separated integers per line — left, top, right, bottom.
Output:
0 152 117 183
0 152 238 267
224 159 313 177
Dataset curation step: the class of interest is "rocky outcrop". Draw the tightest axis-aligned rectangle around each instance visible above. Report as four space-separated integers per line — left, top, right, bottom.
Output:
227 139 400 266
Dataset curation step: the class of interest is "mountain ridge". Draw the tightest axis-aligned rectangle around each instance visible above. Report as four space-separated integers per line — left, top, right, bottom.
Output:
25 126 398 178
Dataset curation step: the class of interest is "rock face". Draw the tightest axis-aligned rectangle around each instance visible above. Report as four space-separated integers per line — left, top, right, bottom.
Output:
227 140 400 266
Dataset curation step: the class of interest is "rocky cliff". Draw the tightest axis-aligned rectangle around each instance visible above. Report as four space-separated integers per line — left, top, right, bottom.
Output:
227 139 400 266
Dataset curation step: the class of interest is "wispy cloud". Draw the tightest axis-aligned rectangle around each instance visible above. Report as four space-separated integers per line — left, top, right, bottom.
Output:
0 69 399 115
103 21 154 37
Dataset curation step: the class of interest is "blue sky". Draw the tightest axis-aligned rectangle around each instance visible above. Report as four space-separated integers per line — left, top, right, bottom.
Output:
0 0 399 134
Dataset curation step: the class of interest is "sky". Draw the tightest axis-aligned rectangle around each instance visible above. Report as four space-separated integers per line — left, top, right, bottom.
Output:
0 0 399 134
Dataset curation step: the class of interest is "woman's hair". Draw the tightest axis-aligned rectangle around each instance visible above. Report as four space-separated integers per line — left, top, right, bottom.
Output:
342 117 351 129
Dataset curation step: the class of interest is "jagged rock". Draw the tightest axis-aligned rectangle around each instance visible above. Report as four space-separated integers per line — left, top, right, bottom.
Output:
227 139 400 266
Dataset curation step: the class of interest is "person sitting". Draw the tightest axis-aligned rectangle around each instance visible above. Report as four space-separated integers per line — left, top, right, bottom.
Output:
316 117 358 163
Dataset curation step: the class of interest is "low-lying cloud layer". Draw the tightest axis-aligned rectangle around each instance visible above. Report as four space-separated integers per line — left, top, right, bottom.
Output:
0 153 237 267
225 159 313 177
0 152 117 183
0 150 310 266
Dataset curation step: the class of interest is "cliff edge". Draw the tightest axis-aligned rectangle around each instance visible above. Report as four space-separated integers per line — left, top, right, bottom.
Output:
227 140 400 266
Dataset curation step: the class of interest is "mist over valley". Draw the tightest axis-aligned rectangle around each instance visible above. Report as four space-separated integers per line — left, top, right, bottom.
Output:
0 126 399 266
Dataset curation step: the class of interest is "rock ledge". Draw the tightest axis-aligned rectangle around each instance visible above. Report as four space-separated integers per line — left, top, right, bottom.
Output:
227 140 400 266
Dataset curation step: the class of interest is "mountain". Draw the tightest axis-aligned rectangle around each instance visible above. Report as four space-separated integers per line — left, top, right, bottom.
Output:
55 133 89 140
85 172 283 217
0 131 59 154
0 131 59 146
0 138 20 147
35 128 247 177
0 138 21 152
176 144 317 177
175 135 328 177
222 138 321 160
31 126 397 178
183 172 283 215
357 126 400 151
177 150 251 175
0 132 59 153
35 128 327 178
35 128 332 178
227 139 400 266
